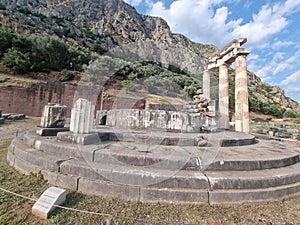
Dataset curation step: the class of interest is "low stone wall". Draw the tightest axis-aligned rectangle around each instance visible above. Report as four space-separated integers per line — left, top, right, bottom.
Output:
105 109 200 132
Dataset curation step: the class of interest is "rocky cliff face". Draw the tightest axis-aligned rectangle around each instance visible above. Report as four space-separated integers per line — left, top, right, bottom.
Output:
0 0 217 75
248 71 300 111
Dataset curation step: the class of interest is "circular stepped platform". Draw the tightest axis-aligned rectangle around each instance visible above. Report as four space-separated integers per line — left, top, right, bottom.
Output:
7 128 300 205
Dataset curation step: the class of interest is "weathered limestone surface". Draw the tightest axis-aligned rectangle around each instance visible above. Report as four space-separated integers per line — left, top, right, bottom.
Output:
207 38 250 132
40 103 67 128
203 70 211 100
70 98 94 134
9 130 300 205
218 64 230 129
106 109 194 132
235 55 249 133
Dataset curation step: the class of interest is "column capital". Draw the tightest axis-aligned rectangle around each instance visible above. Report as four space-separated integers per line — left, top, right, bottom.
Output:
219 62 231 68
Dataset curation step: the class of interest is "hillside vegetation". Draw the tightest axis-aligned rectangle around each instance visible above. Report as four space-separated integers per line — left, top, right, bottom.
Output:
0 24 93 74
0 0 299 118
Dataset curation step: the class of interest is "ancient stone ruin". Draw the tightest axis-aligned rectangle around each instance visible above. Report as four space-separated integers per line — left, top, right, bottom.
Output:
6 39 300 205
70 98 94 134
40 103 67 128
37 103 69 136
204 38 250 133
57 98 99 145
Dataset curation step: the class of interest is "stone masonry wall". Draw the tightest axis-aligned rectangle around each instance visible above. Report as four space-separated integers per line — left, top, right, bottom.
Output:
0 82 76 117
0 83 146 117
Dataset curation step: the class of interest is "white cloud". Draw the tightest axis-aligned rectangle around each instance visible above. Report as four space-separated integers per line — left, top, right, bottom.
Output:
281 71 300 86
243 0 253 9
272 40 294 49
247 54 259 61
148 0 241 47
232 5 288 47
251 49 298 78
147 0 300 49
281 70 300 102
124 0 300 103
124 0 143 6
275 0 300 15
274 63 290 74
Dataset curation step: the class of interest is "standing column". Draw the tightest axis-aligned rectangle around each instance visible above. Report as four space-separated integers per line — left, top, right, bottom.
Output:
203 70 211 100
70 98 95 134
235 54 249 133
218 63 230 129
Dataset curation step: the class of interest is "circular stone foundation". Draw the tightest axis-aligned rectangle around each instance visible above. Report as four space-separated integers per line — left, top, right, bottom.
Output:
8 127 300 205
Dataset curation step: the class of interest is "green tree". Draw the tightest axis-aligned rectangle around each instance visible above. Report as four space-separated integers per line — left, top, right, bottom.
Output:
68 46 91 71
1 49 31 74
30 36 69 71
12 35 33 53
91 44 107 55
261 102 285 118
0 25 14 57
249 95 262 112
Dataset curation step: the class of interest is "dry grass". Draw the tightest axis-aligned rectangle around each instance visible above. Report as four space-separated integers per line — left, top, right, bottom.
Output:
0 73 41 89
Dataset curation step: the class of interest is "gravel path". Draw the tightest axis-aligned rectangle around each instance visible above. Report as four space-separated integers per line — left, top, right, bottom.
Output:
0 117 40 139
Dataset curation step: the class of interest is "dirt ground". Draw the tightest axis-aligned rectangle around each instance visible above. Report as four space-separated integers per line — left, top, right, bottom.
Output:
0 118 300 225
0 117 40 139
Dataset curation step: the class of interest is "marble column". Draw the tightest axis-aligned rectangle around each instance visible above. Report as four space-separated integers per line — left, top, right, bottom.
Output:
235 54 249 133
70 98 94 134
203 70 211 100
218 63 230 129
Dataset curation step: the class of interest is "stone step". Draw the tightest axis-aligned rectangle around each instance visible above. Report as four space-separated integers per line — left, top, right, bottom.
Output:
19 133 300 171
10 139 209 189
209 181 300 204
8 136 300 204
206 162 300 190
9 137 300 191
8 146 300 205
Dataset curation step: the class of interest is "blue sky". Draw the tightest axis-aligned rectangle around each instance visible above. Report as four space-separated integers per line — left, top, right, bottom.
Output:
124 0 300 103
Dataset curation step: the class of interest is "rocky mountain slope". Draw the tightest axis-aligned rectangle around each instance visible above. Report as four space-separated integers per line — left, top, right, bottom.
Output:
247 71 300 111
0 0 216 75
0 0 299 112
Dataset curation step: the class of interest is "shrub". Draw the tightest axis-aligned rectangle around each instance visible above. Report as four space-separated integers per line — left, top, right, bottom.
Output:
183 84 199 98
59 69 74 82
283 109 300 118
261 102 285 118
122 79 136 91
144 76 159 94
91 44 107 55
